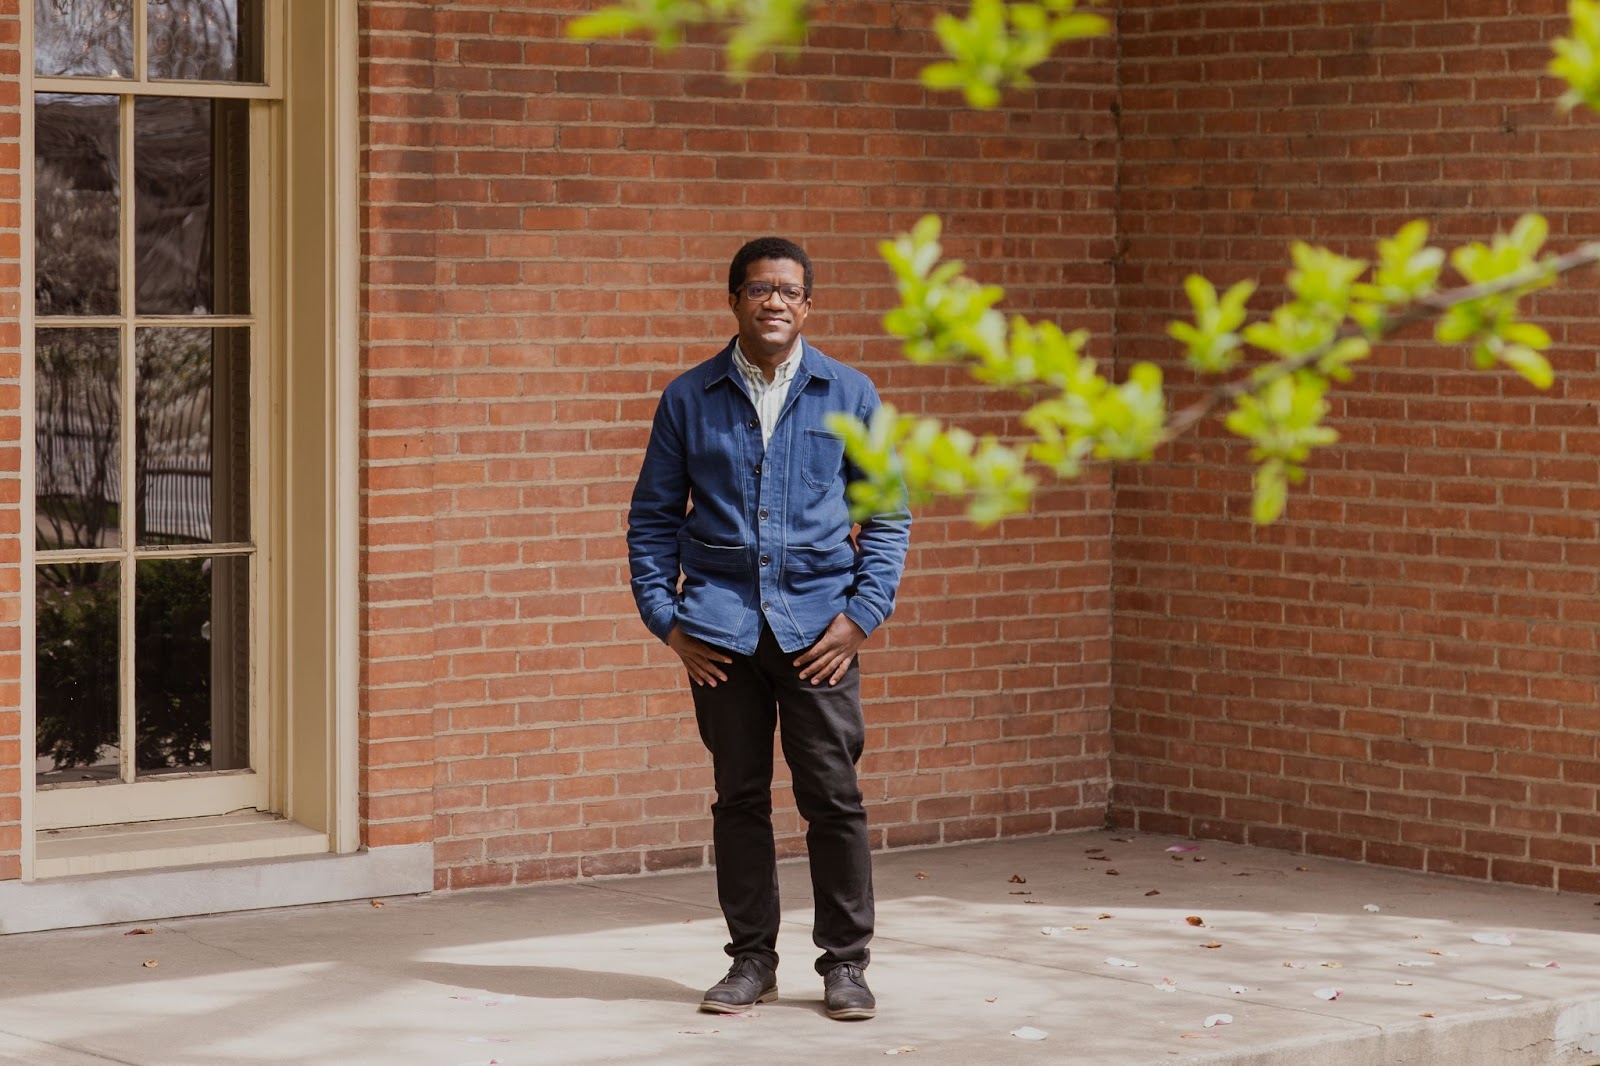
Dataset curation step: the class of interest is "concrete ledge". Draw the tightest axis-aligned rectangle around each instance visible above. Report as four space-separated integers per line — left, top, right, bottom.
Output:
0 843 433 934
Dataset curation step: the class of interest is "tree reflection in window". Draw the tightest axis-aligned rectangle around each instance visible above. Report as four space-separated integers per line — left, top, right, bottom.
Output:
149 0 263 82
35 561 120 781
34 94 119 317
33 0 134 79
35 329 120 551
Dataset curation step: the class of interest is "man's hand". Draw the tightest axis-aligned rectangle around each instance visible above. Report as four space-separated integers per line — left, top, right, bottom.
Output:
795 613 866 686
668 625 734 687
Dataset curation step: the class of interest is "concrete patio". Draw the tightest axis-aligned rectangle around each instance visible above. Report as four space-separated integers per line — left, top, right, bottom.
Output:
2 831 1599 1065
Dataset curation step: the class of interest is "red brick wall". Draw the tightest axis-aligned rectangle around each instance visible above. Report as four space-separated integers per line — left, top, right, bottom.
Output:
361 2 444 860
1111 0 1600 892
361 2 1119 889
0 0 18 882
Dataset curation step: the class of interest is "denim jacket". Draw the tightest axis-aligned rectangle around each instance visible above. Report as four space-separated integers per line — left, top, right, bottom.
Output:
627 338 911 656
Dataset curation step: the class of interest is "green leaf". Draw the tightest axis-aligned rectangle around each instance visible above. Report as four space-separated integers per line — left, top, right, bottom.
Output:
1501 344 1555 388
1252 460 1289 525
566 9 648 39
921 0 1112 109
1552 0 1600 112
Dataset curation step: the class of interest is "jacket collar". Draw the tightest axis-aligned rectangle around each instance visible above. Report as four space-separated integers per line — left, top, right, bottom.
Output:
704 336 834 389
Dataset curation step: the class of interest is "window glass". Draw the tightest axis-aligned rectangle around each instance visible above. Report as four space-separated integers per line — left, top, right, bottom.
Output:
148 0 264 83
33 0 134 79
35 328 121 550
35 94 120 317
135 97 250 315
35 561 121 786
135 555 250 775
135 327 250 545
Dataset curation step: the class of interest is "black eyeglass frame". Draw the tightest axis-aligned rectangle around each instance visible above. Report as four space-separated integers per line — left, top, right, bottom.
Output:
735 281 810 304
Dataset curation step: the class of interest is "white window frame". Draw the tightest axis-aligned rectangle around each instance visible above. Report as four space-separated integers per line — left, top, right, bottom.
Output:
18 0 360 878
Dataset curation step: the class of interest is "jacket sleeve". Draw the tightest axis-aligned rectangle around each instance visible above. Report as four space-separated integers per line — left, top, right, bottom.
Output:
842 382 911 639
627 390 689 644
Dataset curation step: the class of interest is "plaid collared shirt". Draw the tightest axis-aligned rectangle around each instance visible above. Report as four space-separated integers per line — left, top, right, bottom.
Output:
732 339 802 447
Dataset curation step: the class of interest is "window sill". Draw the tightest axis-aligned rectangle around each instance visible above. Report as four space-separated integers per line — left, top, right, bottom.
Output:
1 835 433 935
35 812 329 879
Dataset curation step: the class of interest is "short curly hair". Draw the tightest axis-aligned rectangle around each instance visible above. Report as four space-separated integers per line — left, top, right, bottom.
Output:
728 237 813 296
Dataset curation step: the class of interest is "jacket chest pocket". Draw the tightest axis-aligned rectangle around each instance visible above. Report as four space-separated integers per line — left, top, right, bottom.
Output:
800 428 846 492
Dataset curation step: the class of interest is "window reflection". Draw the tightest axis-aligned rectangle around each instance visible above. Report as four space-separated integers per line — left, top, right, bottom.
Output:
35 94 120 317
36 328 121 550
33 0 133 78
136 327 250 545
135 556 249 775
149 0 264 83
135 97 250 316
36 561 121 786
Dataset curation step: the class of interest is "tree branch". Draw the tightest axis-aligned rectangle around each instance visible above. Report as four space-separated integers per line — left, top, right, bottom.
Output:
1158 241 1600 447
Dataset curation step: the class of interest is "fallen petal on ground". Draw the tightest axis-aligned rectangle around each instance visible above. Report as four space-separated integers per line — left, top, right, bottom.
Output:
1314 988 1343 1001
1228 985 1248 994
1203 1014 1233 1028
1398 961 1436 968
1528 961 1561 968
1486 994 1523 1001
1166 845 1200 853
1472 933 1514 946
1011 1026 1048 1041
1363 904 1380 912
1105 957 1140 968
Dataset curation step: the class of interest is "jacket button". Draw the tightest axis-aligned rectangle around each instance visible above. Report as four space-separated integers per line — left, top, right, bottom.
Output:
762 601 771 611
759 509 768 520
760 554 770 566
748 418 759 429
754 464 762 476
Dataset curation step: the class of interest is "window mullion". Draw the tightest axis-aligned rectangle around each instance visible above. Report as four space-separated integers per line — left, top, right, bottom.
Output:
134 0 147 82
119 92 137 786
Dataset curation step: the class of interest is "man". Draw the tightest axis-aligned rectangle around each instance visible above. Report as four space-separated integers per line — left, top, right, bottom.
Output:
627 237 911 1021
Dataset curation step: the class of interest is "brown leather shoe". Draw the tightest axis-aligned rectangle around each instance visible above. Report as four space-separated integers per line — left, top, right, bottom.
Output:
699 956 778 1014
822 962 876 1020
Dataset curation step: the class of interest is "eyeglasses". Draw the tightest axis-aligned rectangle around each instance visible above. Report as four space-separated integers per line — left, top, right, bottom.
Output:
738 281 808 304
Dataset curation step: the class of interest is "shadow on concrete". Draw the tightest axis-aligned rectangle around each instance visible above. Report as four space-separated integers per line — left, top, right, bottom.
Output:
410 961 702 1004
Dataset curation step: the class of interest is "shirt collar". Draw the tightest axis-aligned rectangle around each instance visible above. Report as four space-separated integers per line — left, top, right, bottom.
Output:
732 338 802 385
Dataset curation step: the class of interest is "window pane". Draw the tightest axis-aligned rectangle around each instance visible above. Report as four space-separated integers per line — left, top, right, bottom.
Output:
33 0 133 78
36 561 121 788
135 556 249 776
36 328 121 550
35 94 120 317
136 327 250 545
148 0 264 83
135 97 250 316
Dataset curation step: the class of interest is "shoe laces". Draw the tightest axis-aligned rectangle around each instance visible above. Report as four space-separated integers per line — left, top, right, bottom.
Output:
829 963 865 983
727 956 765 981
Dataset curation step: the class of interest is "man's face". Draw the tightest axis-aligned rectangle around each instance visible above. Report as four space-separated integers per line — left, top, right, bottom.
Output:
729 257 811 360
